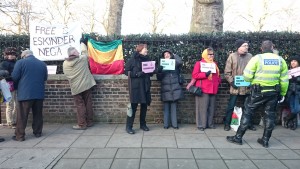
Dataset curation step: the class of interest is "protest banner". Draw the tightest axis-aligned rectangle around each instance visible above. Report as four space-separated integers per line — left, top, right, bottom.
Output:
142 61 156 73
30 22 81 61
160 59 175 70
200 62 216 73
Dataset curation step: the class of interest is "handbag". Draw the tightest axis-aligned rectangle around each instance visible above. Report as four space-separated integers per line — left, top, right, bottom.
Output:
188 85 202 96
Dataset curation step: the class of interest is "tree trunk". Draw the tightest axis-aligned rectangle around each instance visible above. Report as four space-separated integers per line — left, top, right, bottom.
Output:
189 0 224 33
107 0 124 36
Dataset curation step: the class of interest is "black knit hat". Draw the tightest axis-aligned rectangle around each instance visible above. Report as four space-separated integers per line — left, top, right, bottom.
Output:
289 55 300 64
235 39 247 49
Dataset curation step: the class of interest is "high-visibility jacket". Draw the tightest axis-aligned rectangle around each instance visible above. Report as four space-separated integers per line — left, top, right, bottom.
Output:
243 52 289 96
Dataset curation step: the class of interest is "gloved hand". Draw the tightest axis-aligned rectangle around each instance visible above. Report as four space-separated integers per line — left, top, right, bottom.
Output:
230 82 238 89
136 71 145 77
205 70 211 77
278 96 285 103
157 66 164 73
80 34 88 45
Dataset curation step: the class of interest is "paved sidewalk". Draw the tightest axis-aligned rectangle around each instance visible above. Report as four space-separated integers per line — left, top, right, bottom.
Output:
0 123 299 169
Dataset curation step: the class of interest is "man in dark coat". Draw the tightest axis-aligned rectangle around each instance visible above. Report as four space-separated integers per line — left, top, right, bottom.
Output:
11 50 48 141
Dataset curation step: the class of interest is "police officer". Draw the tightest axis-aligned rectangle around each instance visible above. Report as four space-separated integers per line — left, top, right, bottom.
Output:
226 40 289 148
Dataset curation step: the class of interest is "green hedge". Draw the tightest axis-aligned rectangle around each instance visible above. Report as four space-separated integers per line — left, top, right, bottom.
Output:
1 32 300 74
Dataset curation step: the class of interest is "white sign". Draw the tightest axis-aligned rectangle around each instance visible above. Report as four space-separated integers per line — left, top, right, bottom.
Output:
160 59 175 70
142 61 156 73
47 65 57 74
288 67 300 79
30 22 81 61
200 62 216 73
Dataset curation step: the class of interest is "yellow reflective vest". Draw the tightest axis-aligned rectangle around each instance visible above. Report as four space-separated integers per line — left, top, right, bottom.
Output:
243 52 289 96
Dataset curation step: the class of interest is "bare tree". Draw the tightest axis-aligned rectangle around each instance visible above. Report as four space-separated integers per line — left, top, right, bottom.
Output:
41 0 76 25
148 0 165 34
0 0 36 34
107 0 124 36
190 0 224 33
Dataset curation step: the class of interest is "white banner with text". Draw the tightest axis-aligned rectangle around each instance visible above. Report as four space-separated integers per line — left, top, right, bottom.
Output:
30 22 81 61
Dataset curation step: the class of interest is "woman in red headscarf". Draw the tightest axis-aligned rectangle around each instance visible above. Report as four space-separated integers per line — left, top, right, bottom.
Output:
187 47 221 131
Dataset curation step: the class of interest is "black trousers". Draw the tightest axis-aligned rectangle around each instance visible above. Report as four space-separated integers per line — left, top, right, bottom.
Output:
236 91 278 140
15 99 44 140
126 103 147 129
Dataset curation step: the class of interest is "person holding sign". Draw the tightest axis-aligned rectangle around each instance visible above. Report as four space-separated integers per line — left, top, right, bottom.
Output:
190 47 221 131
157 49 183 129
124 44 154 134
223 39 256 131
285 55 300 130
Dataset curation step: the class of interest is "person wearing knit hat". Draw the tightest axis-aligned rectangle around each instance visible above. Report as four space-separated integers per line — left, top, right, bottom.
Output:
285 55 300 130
187 47 221 131
223 39 257 131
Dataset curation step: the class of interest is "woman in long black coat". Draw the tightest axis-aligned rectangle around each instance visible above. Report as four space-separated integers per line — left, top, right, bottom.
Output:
157 49 183 129
124 44 153 134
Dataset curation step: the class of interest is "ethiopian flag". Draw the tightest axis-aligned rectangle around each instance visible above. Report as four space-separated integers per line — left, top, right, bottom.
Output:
88 39 124 74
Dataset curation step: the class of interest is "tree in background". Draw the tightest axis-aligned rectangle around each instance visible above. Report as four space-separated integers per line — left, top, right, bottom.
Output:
0 0 36 34
107 0 124 36
189 0 224 33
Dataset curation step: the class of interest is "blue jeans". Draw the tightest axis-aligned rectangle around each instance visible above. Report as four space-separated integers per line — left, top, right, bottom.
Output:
289 94 300 114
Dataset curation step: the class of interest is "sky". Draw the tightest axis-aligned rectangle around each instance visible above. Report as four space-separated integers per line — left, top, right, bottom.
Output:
2 0 300 35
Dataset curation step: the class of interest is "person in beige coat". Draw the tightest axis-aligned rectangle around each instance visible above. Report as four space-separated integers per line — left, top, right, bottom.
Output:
63 43 96 130
223 39 256 131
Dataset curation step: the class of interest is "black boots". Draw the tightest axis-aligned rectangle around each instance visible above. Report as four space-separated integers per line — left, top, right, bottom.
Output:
226 128 245 145
224 124 230 131
140 125 149 131
226 136 242 145
126 127 135 134
284 114 297 129
257 137 269 148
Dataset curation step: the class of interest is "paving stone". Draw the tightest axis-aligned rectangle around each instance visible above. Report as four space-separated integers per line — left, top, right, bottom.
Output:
217 149 248 159
63 148 93 158
106 133 142 147
167 148 194 158
35 134 79 147
196 159 227 169
242 149 275 159
252 160 288 169
224 159 258 169
142 148 167 158
169 159 198 169
268 149 300 159
115 148 142 158
110 159 140 169
192 149 221 159
140 159 168 169
89 148 118 158
142 135 177 148
274 136 300 149
81 159 113 169
175 133 214 148
71 135 110 148
281 160 300 169
52 158 86 169
0 148 64 169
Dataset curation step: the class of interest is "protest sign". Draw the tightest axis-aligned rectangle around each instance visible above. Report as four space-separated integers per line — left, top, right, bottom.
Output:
234 76 250 87
142 61 156 73
47 65 57 74
288 67 300 79
200 62 216 73
160 59 175 70
30 22 81 61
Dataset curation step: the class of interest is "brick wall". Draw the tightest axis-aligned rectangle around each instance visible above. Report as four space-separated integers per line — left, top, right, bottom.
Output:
0 74 284 125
